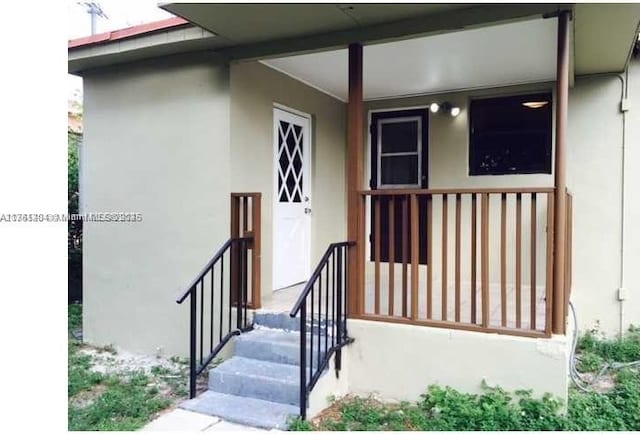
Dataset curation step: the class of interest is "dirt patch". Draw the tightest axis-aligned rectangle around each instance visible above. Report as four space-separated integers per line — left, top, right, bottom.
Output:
578 372 617 393
70 384 108 409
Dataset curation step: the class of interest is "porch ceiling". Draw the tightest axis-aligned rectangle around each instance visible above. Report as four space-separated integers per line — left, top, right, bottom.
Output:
160 4 564 62
161 3 639 78
261 18 558 101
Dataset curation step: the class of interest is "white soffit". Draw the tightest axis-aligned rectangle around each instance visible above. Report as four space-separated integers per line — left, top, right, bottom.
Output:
262 18 558 101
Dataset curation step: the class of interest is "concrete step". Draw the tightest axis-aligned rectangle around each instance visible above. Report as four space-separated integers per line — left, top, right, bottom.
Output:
253 311 335 333
179 391 298 430
209 356 308 406
234 328 327 366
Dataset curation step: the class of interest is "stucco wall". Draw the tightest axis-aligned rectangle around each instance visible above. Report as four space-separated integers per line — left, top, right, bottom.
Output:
345 319 569 404
82 57 231 356
623 58 640 334
566 74 624 335
230 61 347 304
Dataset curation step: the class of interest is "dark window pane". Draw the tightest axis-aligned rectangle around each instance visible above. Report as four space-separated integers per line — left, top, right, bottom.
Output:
381 155 418 185
469 93 552 175
285 170 297 200
293 124 302 139
381 121 419 153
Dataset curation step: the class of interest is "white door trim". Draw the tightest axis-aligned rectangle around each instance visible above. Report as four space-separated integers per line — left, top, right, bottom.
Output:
272 104 313 292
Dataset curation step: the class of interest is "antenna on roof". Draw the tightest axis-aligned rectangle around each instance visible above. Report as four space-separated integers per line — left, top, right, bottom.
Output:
78 1 108 35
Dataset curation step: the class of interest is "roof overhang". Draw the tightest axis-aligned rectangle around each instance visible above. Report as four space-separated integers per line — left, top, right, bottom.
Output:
68 18 221 74
69 3 640 78
574 3 640 75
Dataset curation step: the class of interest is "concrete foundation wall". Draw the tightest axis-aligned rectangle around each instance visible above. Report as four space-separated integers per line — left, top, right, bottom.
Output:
82 57 231 356
344 319 569 404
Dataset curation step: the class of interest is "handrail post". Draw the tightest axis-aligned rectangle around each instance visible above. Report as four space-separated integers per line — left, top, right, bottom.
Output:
189 286 197 398
251 194 262 309
335 246 343 375
299 302 307 419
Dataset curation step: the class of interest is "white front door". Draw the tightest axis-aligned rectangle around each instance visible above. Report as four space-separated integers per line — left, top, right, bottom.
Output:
273 107 312 290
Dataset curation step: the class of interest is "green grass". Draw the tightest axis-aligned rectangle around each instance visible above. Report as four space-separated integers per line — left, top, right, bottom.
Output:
68 304 82 334
290 326 640 431
68 304 182 431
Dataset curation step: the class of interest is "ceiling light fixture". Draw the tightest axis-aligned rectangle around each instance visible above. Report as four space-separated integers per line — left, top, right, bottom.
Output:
522 101 549 109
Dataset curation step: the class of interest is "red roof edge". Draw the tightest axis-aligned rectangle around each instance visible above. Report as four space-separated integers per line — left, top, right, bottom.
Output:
69 17 190 49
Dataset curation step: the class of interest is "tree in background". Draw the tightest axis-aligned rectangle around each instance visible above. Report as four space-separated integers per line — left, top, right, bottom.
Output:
68 102 83 303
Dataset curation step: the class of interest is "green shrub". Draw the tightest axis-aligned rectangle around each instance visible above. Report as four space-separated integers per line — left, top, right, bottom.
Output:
578 325 640 363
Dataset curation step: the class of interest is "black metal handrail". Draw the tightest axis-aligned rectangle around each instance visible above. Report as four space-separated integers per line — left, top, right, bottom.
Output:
289 241 355 419
176 237 252 398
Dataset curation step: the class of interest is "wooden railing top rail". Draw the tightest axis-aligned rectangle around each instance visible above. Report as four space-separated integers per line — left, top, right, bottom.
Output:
230 192 262 197
359 187 555 196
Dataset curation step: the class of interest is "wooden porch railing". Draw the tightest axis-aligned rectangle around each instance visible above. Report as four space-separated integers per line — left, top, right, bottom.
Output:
231 193 261 309
354 187 560 338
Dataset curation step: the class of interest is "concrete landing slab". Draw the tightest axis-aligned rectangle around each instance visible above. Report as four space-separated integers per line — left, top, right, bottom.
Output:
204 420 265 431
141 408 219 431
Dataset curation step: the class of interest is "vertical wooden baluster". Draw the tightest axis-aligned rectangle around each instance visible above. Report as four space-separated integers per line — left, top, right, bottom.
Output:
402 195 408 317
230 195 239 307
471 194 477 324
427 194 433 319
410 194 419 320
530 193 537 330
374 196 381 315
455 193 461 322
500 193 507 327
357 194 366 315
481 193 490 328
251 194 261 309
242 196 248 235
545 192 555 336
516 192 522 329
388 197 395 317
441 194 448 321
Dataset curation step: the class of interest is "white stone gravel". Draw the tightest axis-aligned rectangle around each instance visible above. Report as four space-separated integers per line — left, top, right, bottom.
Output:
79 346 187 377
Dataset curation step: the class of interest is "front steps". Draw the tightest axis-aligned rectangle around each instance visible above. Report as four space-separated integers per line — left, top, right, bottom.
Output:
179 311 329 430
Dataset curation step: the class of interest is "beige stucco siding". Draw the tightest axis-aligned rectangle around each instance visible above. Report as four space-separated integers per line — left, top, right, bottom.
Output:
365 83 556 190
567 74 625 335
230 61 347 303
624 59 640 333
82 58 231 356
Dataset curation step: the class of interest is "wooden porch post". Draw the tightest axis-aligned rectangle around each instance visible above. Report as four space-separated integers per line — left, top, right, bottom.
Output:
552 10 571 334
347 43 364 316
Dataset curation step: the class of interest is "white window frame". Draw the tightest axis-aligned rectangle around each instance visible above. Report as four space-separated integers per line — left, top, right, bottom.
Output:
376 115 422 189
